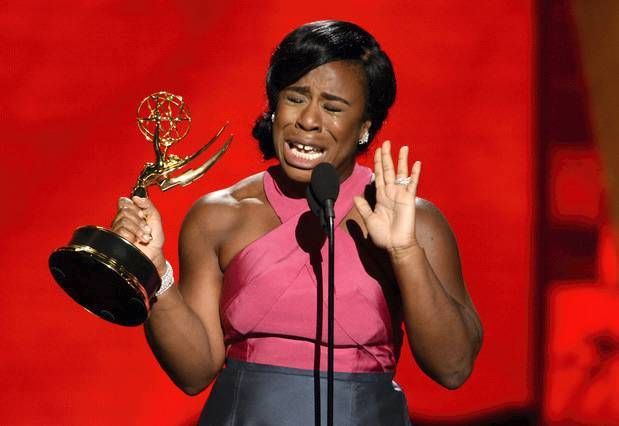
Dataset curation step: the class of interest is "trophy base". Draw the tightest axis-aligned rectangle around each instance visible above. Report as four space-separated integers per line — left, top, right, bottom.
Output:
49 226 161 326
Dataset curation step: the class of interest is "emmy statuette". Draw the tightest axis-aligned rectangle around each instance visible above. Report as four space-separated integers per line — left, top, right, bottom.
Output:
49 92 231 326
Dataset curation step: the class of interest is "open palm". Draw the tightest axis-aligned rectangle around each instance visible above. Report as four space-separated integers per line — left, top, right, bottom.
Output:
354 141 421 253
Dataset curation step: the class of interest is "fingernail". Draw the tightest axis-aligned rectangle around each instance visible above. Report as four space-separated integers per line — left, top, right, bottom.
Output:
143 225 151 233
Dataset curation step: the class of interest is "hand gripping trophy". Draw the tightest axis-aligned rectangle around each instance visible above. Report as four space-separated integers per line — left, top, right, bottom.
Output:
49 92 232 326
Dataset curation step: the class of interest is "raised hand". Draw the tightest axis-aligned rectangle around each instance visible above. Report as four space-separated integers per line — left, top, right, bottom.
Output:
353 140 421 255
111 196 166 273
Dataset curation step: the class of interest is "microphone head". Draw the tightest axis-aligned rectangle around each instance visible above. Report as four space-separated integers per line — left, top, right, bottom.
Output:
309 162 340 206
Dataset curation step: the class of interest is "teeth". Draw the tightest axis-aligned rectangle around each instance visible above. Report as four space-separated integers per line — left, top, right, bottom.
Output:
289 142 323 160
293 142 321 153
294 151 322 160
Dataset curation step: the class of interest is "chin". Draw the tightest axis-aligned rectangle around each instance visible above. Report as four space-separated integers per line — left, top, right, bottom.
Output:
279 162 313 183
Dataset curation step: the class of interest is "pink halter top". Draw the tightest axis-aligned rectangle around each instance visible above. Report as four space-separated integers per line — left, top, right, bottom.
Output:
220 164 402 373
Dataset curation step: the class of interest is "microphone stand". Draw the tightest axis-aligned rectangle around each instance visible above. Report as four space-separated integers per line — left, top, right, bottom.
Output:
306 163 339 426
324 199 335 426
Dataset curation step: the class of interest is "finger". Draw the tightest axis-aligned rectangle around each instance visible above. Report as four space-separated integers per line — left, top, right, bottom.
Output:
132 196 159 219
117 197 144 218
381 140 396 184
112 201 147 227
396 146 409 179
406 161 422 195
118 197 133 209
353 196 373 220
115 227 138 243
112 218 152 243
373 147 384 192
111 211 150 233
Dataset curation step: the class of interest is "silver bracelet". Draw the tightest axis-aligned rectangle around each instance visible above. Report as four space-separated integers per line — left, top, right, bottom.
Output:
155 260 174 297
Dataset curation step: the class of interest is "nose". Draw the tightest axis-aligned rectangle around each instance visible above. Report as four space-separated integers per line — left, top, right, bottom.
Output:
295 102 321 132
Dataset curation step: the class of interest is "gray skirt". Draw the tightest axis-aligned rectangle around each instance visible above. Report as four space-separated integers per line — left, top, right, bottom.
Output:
199 358 412 426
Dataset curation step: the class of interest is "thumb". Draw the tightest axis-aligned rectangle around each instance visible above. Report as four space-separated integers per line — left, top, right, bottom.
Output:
353 196 373 221
132 196 159 218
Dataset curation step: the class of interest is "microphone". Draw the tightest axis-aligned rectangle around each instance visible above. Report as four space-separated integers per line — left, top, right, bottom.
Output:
307 162 340 224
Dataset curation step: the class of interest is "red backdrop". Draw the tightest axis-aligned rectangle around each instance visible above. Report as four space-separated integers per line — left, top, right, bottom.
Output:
1 1 534 424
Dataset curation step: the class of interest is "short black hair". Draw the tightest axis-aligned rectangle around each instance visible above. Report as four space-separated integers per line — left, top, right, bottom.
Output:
252 20 397 159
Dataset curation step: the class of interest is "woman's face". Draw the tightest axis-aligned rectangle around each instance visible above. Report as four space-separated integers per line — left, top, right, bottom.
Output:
272 60 371 183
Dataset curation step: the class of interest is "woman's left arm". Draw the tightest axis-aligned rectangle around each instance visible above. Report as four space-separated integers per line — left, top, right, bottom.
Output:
354 141 483 390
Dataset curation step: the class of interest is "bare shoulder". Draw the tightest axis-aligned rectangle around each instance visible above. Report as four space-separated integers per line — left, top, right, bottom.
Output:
414 197 447 222
181 172 266 247
414 197 458 249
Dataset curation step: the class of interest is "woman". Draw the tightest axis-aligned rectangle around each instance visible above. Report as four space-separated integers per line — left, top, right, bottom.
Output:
112 20 482 425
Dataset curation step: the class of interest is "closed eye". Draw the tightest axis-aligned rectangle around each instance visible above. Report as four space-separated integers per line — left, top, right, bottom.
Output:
286 95 305 104
324 104 342 113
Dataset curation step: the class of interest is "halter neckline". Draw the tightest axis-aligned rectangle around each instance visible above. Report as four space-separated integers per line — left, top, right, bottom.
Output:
263 163 372 224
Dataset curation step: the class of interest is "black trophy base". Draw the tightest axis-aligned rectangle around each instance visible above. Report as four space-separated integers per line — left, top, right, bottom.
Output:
49 226 161 326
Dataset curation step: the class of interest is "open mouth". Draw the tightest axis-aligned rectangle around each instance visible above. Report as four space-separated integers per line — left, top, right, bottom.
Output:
287 141 325 160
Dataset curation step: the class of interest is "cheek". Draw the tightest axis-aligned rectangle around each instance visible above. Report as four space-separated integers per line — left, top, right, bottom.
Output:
276 104 297 125
331 119 362 145
272 128 283 155
271 120 287 157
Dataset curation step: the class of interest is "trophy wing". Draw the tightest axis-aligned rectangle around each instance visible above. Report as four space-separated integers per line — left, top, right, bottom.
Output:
159 135 232 191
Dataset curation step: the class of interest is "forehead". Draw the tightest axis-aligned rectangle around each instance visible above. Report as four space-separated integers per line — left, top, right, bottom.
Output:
288 61 367 99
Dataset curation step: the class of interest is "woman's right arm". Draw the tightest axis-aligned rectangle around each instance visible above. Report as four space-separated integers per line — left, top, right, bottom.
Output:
112 196 226 395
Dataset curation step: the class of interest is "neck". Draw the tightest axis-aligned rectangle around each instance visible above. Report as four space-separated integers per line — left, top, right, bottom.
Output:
270 166 310 199
271 161 357 198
